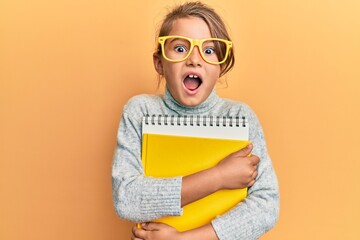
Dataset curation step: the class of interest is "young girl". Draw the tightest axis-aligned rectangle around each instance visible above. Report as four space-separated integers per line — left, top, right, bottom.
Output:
112 2 279 239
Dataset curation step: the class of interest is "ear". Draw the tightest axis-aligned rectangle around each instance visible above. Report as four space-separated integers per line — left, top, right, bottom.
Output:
153 53 164 75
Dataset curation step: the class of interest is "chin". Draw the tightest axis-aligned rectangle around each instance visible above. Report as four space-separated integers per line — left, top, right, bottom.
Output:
179 97 204 107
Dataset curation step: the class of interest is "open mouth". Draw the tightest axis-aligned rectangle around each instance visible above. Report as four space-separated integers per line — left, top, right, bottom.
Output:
183 74 202 92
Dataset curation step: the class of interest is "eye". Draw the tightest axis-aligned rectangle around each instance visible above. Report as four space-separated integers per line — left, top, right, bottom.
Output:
204 47 215 55
174 45 187 53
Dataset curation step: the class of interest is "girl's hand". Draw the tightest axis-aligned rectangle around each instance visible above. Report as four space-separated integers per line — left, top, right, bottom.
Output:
181 143 259 207
132 222 182 240
214 143 259 190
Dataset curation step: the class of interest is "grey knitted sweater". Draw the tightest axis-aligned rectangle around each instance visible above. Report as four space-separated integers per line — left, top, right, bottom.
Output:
112 88 279 239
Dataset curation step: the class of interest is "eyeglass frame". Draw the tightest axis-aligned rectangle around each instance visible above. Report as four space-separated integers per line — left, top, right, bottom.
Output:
157 35 233 65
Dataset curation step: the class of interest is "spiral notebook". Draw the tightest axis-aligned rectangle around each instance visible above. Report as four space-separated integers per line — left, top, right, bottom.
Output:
141 115 250 232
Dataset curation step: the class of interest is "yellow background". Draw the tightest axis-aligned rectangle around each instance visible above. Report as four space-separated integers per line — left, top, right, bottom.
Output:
1 0 359 239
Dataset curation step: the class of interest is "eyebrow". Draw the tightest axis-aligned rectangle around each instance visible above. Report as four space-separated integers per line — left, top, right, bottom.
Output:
168 37 188 43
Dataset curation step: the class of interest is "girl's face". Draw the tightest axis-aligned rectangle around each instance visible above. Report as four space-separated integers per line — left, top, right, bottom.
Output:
153 16 221 107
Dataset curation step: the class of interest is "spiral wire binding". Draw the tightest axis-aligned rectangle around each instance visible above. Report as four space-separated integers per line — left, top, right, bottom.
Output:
144 115 247 128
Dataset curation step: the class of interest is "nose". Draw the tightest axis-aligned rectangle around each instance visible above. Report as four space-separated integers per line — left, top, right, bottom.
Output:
186 46 202 66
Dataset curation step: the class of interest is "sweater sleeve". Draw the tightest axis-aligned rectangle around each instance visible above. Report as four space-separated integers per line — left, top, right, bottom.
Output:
112 99 183 222
211 106 280 239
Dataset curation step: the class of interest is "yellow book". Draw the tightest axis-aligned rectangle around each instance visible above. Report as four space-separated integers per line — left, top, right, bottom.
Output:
141 115 249 232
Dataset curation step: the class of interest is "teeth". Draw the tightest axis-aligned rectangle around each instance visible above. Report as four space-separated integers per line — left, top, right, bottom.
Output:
189 75 199 78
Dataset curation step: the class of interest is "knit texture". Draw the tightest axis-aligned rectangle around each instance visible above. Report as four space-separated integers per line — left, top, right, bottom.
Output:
112 88 279 239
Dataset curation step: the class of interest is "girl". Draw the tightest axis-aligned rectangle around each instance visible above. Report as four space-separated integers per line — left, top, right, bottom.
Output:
112 2 279 239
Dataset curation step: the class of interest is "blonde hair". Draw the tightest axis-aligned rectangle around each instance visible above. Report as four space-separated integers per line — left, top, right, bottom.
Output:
156 1 235 77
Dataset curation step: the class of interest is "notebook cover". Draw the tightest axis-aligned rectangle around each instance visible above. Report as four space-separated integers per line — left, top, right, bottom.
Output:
142 133 249 232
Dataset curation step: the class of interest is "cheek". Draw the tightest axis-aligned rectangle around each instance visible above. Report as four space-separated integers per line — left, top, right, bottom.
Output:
210 67 221 82
163 64 181 82
163 71 178 90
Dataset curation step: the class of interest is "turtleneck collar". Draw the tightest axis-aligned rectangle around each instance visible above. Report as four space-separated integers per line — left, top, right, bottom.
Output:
163 86 220 115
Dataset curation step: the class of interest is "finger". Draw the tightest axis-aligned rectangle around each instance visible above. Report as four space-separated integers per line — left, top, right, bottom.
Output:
132 225 147 239
235 143 253 157
132 224 142 233
132 225 137 234
248 179 256 187
251 170 258 180
250 155 260 166
141 222 160 231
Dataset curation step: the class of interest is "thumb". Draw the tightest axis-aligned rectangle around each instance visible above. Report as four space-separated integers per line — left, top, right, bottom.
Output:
236 143 253 157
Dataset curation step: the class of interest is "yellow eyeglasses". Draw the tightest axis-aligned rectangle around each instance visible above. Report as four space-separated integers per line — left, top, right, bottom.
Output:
158 36 232 65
